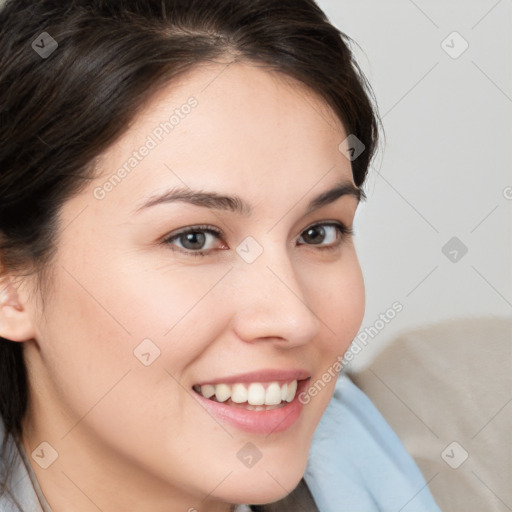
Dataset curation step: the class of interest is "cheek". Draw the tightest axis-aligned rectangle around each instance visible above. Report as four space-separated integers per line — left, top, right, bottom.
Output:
109 261 231 373
291 252 364 413
308 251 365 354
115 256 226 331
37 275 135 422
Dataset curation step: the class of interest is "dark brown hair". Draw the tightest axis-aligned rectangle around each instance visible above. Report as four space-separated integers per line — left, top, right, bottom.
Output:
0 0 380 509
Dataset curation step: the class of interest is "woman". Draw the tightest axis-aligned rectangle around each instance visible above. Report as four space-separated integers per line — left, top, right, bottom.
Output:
0 0 441 510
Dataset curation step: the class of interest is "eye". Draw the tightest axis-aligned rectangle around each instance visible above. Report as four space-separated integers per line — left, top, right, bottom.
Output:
298 222 353 250
162 225 225 257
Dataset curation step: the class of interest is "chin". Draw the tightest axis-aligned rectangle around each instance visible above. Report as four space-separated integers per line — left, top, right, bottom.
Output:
217 460 306 506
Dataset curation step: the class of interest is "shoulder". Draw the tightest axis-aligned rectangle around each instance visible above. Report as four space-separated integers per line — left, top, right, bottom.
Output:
304 374 441 512
0 417 45 512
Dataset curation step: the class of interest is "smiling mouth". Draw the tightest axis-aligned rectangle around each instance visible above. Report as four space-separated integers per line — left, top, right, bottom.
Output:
192 380 302 411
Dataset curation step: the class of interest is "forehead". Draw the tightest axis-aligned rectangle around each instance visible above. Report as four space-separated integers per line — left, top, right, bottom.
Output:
89 61 353 214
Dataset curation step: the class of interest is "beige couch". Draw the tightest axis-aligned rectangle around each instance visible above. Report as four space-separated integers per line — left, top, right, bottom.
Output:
349 316 512 512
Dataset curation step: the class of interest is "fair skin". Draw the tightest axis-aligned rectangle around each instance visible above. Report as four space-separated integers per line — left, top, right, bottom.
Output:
0 61 365 511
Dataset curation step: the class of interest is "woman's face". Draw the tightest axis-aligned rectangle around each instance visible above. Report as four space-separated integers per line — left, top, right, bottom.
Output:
21 61 365 510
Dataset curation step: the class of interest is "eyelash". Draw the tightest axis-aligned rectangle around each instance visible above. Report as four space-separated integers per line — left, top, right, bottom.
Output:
161 222 354 258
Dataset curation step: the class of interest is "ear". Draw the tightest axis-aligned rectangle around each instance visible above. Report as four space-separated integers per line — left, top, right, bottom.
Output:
0 276 37 342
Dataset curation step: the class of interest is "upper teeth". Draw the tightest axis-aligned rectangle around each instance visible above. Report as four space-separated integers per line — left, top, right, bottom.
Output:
196 380 298 405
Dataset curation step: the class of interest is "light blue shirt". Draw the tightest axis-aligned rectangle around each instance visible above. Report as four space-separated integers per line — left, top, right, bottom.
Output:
0 374 441 511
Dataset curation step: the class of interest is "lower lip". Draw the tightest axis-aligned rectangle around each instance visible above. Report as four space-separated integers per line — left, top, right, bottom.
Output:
192 380 308 435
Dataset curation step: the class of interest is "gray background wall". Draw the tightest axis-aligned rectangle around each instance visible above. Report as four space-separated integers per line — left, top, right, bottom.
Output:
316 0 512 369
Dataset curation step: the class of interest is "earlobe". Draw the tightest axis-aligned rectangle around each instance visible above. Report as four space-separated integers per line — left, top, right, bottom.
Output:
0 277 37 342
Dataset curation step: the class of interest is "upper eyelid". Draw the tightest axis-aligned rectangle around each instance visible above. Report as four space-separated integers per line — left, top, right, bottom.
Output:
164 225 223 240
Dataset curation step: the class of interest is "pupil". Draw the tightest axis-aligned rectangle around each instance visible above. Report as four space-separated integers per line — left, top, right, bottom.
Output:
305 226 325 244
182 232 206 249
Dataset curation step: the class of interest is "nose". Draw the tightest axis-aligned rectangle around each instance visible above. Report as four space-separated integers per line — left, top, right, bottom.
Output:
229 247 322 347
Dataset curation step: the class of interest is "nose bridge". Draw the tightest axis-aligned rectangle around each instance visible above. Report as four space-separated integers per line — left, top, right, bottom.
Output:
230 239 321 344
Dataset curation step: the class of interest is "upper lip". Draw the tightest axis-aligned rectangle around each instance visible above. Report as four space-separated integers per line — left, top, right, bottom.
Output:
193 368 311 387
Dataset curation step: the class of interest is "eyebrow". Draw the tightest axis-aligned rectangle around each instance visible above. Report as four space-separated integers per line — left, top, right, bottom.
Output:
134 179 365 216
